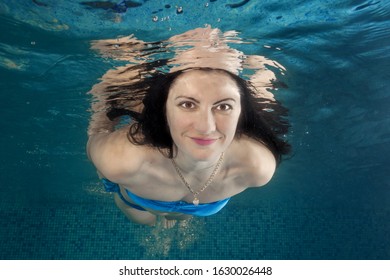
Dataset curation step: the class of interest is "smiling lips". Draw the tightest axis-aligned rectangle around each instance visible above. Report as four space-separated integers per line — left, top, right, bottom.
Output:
191 137 218 146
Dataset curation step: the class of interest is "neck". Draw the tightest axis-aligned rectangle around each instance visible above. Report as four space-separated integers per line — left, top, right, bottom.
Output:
173 151 224 174
171 151 225 201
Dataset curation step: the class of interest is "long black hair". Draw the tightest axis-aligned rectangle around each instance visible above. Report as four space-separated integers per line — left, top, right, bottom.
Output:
105 67 291 164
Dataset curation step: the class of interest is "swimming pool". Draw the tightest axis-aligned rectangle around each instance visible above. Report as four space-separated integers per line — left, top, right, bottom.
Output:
0 0 389 260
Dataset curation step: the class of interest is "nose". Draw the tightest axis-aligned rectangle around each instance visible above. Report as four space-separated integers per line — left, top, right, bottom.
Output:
194 109 216 134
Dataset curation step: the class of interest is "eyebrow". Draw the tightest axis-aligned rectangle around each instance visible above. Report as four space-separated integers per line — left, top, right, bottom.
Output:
175 96 237 105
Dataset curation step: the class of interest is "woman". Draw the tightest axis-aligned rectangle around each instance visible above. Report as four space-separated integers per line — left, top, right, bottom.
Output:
87 27 291 228
87 67 290 228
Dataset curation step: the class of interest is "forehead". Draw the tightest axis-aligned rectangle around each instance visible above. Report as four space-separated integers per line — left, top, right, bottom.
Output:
169 70 241 98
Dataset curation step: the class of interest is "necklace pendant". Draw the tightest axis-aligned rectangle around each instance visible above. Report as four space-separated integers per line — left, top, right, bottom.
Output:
193 198 199 206
172 153 224 208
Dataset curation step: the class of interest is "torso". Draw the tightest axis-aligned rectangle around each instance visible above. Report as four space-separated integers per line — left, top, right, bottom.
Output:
118 150 247 204
89 126 276 214
122 144 272 205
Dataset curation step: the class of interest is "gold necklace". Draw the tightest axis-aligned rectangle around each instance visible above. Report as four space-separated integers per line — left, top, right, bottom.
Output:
171 153 224 206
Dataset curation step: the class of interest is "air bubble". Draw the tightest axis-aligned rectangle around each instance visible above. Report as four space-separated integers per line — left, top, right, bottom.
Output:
152 15 158 22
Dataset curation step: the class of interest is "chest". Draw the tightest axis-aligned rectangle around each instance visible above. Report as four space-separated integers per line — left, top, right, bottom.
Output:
123 159 251 203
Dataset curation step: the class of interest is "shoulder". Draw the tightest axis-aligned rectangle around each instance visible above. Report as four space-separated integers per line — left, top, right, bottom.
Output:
229 136 276 187
87 126 149 181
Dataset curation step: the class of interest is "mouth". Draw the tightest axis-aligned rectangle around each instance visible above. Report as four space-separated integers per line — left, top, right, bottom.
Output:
191 137 218 146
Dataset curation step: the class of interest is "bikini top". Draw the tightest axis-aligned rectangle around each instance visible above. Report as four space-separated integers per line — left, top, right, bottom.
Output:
102 178 230 217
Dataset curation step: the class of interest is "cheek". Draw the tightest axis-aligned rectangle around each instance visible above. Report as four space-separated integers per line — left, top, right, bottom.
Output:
224 111 241 132
217 117 240 138
165 104 176 130
166 109 187 134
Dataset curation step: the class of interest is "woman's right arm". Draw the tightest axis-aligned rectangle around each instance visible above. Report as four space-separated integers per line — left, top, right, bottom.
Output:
87 126 143 181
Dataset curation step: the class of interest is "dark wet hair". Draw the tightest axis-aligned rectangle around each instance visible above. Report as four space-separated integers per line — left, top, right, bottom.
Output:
105 67 291 164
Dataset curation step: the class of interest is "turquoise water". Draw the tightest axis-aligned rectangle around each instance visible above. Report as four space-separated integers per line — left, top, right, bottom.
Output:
0 0 389 259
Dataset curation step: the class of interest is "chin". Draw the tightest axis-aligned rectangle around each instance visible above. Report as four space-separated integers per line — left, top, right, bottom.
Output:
178 138 229 161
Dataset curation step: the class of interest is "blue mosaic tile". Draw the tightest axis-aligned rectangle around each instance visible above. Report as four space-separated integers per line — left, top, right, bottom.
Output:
0 201 389 260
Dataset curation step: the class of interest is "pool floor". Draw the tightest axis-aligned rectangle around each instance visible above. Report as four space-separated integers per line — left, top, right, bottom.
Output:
1 201 388 260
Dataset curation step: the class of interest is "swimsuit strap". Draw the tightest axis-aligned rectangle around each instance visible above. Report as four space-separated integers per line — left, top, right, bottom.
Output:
102 178 146 211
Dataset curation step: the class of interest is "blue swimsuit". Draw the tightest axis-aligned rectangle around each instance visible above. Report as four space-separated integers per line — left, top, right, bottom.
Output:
102 178 230 217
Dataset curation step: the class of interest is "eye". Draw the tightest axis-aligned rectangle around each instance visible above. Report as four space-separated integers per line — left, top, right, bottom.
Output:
179 101 196 110
215 103 233 111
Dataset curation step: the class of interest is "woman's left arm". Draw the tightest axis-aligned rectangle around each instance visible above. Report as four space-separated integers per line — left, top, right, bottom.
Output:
235 136 277 188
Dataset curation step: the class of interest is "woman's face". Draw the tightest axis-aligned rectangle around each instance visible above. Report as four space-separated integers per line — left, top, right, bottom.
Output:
166 70 242 162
